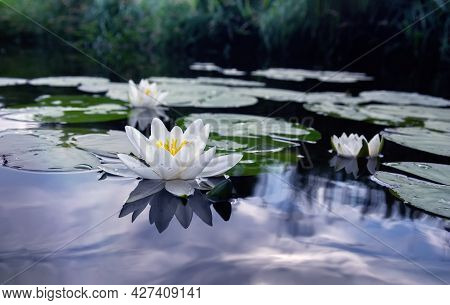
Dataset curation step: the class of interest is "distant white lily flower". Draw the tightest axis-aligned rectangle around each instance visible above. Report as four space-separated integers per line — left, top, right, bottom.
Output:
128 79 168 108
331 133 383 158
100 118 243 197
366 134 383 157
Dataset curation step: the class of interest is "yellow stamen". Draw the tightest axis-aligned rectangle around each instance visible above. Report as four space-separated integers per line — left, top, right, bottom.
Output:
156 139 188 156
144 88 151 96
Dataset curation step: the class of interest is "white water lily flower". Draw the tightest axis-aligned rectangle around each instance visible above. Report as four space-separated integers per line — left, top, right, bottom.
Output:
331 133 365 157
128 79 168 108
331 133 383 158
367 134 383 157
100 118 243 197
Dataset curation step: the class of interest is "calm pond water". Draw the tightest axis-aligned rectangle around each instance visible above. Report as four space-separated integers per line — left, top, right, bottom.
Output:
0 47 449 284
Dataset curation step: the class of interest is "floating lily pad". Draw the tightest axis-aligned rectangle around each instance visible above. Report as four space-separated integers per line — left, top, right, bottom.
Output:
177 113 321 142
0 77 28 86
29 76 110 87
150 76 263 87
189 62 245 76
384 162 450 186
71 130 137 158
177 113 320 175
252 68 372 83
424 121 450 133
372 171 450 218
360 90 450 107
0 129 100 172
79 79 260 108
0 95 129 123
304 102 450 126
383 127 450 157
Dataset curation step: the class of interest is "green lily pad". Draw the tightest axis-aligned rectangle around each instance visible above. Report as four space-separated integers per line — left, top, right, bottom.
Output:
304 102 450 126
0 95 129 123
424 121 450 133
0 129 100 172
176 113 321 142
360 90 450 107
372 171 450 218
383 127 450 157
0 77 28 86
251 68 372 83
176 113 320 175
29 76 109 87
384 162 450 186
80 80 260 108
150 76 263 87
189 62 245 76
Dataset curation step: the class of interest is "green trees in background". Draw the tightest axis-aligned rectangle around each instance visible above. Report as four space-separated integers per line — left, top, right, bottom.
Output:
0 0 448 64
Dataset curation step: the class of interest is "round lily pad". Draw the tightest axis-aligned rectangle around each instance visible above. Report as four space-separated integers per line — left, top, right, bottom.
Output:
372 171 450 219
383 127 450 157
176 113 320 176
0 95 129 123
360 90 450 107
252 68 372 83
0 77 28 86
384 162 450 186
29 76 110 87
0 129 100 172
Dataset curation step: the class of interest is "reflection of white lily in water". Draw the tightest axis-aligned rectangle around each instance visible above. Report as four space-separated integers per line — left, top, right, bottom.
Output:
119 180 232 233
99 118 243 197
128 79 168 108
128 107 168 130
331 133 383 158
329 155 359 178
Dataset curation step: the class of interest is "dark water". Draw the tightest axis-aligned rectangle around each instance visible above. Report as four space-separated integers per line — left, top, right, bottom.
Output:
0 47 449 284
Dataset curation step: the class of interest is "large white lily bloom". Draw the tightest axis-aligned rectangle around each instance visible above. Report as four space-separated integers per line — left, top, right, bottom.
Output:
331 133 383 158
128 79 168 108
100 118 243 197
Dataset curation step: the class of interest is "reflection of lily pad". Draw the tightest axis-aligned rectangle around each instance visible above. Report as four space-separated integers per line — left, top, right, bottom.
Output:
29 76 109 87
251 68 372 83
0 77 28 86
383 127 450 157
360 91 450 107
1 95 129 123
372 171 450 218
384 162 450 186
0 130 100 172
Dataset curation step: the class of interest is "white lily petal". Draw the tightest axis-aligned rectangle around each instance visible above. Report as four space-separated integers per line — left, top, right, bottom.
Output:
118 154 161 179
98 163 139 178
199 153 243 177
165 180 195 197
150 118 169 141
178 147 216 180
125 126 150 158
368 134 381 157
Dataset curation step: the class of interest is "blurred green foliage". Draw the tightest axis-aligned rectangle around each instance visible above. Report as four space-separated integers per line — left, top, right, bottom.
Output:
0 0 448 64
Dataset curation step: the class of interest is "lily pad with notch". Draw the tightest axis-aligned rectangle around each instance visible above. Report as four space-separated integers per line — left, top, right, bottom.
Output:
0 129 100 172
